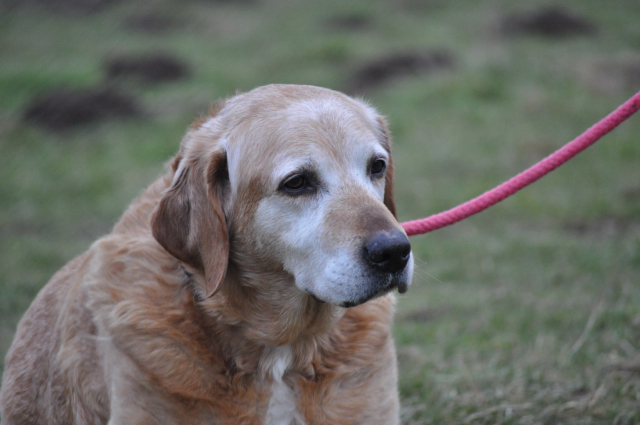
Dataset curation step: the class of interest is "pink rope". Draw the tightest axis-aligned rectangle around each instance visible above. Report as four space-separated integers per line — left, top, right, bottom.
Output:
402 90 640 236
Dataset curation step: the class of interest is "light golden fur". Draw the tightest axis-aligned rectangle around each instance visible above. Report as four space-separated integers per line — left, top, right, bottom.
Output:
0 85 412 425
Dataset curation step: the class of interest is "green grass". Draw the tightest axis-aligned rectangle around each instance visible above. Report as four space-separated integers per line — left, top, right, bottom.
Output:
1 0 640 423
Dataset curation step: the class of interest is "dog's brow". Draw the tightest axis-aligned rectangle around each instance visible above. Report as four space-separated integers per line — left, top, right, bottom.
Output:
371 146 389 159
273 156 317 182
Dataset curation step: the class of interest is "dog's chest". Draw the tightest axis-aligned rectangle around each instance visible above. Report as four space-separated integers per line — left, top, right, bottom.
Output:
262 346 305 425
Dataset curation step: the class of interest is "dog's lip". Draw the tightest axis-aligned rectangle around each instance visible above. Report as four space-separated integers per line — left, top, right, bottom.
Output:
339 279 408 308
396 280 408 294
305 290 326 304
304 268 411 307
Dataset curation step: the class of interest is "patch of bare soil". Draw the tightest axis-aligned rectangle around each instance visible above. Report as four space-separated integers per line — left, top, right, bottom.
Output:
23 86 143 131
502 7 597 38
104 53 191 84
347 50 455 94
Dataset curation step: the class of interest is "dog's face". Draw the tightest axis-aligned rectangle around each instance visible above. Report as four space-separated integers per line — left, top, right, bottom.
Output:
152 85 412 308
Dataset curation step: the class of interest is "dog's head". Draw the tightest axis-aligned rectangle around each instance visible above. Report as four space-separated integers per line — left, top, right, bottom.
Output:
152 85 412 308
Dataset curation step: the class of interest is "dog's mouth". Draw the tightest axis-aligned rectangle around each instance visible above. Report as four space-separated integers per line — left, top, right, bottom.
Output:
306 283 402 308
306 290 326 304
339 276 407 308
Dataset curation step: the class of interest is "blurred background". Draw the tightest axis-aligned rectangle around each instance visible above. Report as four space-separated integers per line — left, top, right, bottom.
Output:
1 0 639 423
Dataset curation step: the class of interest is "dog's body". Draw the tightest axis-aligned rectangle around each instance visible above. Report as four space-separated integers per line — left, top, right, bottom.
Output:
1 85 412 425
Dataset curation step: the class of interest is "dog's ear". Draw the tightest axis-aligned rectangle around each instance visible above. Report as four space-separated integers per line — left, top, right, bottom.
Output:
375 117 397 218
151 151 229 298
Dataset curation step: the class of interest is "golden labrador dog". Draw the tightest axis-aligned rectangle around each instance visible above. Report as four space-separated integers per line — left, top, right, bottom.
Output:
0 84 413 425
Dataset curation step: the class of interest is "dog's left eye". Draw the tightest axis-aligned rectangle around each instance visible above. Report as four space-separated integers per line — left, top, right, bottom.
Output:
370 158 386 178
280 173 316 195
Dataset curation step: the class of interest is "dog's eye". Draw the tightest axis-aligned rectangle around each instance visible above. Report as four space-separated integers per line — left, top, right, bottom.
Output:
284 175 306 190
280 173 316 195
370 158 386 178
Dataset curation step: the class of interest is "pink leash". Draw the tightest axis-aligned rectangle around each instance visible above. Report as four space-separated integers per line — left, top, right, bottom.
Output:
401 90 640 236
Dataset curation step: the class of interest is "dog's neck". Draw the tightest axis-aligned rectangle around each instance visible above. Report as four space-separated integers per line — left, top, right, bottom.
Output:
182 261 345 383
188 260 345 348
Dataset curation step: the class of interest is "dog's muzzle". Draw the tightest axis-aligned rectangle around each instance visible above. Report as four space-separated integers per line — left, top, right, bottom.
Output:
339 229 412 308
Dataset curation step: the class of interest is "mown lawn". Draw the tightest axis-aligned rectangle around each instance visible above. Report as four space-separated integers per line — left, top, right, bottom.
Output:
1 0 639 423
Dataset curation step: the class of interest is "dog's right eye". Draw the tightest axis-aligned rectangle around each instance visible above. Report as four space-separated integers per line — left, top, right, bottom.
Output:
280 173 316 195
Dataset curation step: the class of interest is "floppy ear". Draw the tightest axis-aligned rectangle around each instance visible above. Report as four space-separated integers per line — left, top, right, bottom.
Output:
151 151 229 297
375 116 397 218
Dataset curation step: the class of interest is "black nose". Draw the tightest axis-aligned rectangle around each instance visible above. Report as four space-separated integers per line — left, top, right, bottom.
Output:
364 230 411 273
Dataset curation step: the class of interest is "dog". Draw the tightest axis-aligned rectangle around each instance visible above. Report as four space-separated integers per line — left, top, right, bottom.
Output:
0 84 413 425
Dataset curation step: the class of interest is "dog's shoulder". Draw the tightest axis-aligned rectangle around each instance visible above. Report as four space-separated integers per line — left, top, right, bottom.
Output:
84 223 227 404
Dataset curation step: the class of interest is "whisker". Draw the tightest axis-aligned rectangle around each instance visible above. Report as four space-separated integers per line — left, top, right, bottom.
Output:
411 257 448 285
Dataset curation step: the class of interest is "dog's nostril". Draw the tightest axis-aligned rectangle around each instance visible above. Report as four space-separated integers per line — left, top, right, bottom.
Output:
364 230 411 273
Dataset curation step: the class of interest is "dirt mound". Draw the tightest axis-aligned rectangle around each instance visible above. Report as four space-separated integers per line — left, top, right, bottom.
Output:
347 50 455 94
23 87 143 131
105 53 191 84
503 7 597 37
